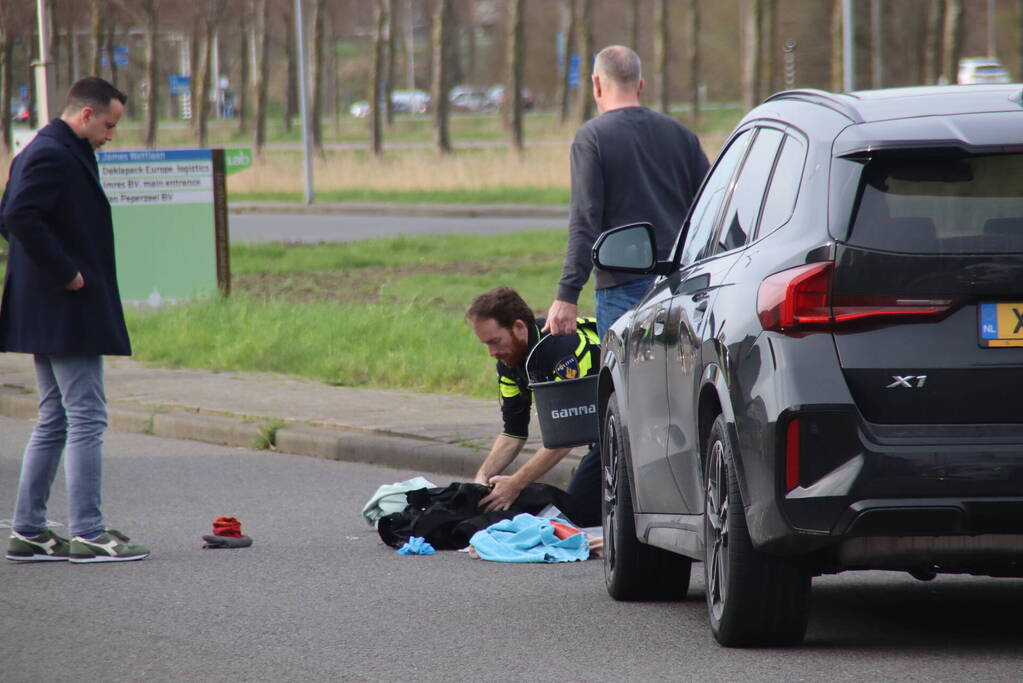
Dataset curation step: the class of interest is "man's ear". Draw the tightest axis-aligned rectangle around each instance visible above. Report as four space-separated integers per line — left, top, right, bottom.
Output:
591 73 602 98
636 78 644 98
512 318 529 340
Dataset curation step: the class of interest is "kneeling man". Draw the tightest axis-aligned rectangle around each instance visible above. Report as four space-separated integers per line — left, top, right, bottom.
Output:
467 287 601 527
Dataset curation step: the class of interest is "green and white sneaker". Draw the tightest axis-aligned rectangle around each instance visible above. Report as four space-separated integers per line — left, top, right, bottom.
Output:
69 529 150 564
6 529 71 562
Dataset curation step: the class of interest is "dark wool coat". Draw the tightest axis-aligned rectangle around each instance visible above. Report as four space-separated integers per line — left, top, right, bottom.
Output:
0 118 131 355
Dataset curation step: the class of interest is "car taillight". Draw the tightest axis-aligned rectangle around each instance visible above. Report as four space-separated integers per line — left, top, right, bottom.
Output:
757 261 956 334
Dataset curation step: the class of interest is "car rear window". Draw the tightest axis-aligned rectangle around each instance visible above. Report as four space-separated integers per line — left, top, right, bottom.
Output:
847 153 1023 254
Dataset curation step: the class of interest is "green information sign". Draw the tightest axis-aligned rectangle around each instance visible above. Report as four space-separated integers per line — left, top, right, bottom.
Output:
98 148 230 304
224 147 253 175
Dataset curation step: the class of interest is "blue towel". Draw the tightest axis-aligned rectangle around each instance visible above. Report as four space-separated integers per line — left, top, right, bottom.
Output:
396 536 436 555
469 513 589 563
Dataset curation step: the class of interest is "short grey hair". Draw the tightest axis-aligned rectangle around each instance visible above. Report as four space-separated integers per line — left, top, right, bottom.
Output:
594 45 642 88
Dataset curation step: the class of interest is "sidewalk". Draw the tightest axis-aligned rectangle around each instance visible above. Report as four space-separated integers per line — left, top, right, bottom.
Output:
0 354 581 487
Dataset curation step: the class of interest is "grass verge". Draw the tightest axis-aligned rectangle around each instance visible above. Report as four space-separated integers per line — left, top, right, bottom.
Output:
125 230 593 398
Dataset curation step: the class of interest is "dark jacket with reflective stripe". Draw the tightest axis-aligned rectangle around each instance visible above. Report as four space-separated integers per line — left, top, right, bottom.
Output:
496 317 599 440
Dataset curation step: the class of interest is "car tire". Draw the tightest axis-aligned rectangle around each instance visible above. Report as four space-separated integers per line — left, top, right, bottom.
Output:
603 394 692 601
704 414 810 646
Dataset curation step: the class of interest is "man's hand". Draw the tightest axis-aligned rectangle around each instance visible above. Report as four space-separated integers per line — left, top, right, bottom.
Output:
64 272 84 291
480 475 525 513
543 299 578 335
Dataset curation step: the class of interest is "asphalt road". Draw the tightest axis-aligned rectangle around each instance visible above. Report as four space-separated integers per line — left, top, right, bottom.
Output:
229 212 562 243
3 417 1023 682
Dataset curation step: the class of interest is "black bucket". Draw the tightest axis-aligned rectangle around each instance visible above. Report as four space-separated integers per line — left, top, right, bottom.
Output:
526 335 600 449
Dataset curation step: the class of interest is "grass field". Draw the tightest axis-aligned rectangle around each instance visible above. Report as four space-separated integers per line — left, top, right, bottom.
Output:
125 231 594 398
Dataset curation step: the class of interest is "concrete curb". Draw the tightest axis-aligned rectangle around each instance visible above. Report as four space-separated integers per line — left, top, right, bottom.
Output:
229 201 568 220
0 387 575 488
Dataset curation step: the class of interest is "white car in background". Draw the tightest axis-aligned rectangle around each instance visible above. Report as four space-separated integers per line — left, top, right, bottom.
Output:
957 57 1011 84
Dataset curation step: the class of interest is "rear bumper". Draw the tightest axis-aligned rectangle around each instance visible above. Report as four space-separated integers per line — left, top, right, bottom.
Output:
749 410 1023 574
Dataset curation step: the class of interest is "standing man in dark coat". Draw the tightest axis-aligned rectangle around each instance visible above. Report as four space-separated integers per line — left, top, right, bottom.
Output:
2 77 149 563
545 45 709 341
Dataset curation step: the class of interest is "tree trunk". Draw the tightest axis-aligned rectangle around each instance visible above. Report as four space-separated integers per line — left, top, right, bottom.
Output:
575 0 593 124
310 0 325 155
106 13 118 86
654 0 669 114
687 0 700 126
431 0 452 155
0 8 12 155
283 5 297 134
143 0 158 148
830 0 843 91
90 0 103 75
195 2 226 148
371 0 388 157
237 11 250 135
466 0 477 85
558 0 576 124
253 0 271 154
627 0 641 49
189 17 201 124
762 0 777 95
940 0 963 85
507 0 525 154
743 0 762 108
386 0 397 126
49 3 61 96
924 0 943 84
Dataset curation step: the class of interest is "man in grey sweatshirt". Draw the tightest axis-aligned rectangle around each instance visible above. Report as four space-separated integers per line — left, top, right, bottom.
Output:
545 45 709 341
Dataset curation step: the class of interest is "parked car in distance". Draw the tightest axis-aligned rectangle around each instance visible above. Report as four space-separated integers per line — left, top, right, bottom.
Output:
958 57 1011 84
485 85 534 111
349 89 431 118
448 86 491 112
593 84 1023 647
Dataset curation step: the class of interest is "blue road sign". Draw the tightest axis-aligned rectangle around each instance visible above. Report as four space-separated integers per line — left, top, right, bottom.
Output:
168 75 191 95
568 54 580 88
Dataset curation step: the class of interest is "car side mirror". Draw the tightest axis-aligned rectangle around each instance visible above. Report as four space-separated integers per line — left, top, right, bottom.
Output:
592 222 672 275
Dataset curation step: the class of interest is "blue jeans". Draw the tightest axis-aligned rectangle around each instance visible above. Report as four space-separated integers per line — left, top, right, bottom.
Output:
595 276 655 341
12 355 107 538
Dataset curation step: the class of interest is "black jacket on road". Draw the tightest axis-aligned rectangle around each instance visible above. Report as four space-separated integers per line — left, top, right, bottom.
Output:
0 118 131 356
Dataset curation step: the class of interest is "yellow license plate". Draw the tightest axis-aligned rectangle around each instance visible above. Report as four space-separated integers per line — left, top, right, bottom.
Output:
979 302 1023 347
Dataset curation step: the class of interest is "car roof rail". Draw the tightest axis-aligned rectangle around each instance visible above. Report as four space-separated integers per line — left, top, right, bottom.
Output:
763 89 865 123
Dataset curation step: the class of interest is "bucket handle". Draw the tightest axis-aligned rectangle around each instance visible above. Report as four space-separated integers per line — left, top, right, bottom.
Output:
524 331 557 385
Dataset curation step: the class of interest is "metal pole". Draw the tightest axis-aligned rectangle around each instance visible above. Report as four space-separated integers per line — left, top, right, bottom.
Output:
294 0 314 204
33 0 54 124
406 0 415 90
871 0 882 89
987 0 996 58
842 0 855 92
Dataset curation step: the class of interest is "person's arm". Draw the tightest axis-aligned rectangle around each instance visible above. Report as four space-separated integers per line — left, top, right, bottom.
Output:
474 434 526 485
545 131 603 335
480 445 573 513
2 147 79 288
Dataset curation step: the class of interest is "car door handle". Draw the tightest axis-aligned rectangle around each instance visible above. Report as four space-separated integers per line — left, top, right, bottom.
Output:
653 309 667 336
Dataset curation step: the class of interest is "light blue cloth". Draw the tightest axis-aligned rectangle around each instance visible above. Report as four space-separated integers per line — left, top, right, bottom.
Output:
469 513 589 563
361 476 437 528
396 536 436 555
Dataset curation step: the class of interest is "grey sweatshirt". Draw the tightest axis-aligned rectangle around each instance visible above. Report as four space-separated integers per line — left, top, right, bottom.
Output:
556 106 709 303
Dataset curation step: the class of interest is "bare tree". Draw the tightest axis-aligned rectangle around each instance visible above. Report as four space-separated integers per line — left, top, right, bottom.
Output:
627 0 641 49
283 4 297 134
105 8 118 86
431 0 452 154
940 0 963 85
371 0 389 157
195 1 227 148
310 0 325 155
0 2 14 154
386 0 397 126
253 0 271 154
113 0 158 146
90 0 103 75
924 0 944 84
574 0 593 124
687 0 700 125
762 0 777 95
830 0 842 91
558 0 576 124
743 0 763 108
237 10 250 135
506 0 525 153
654 0 670 114
466 0 478 85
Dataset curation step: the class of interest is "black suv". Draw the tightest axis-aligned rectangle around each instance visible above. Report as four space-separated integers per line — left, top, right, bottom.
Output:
592 85 1023 647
